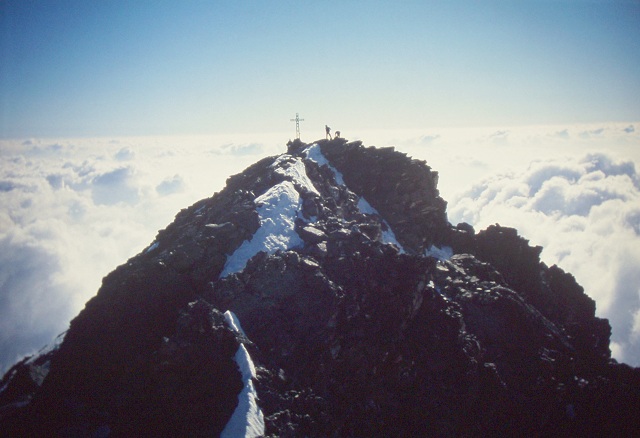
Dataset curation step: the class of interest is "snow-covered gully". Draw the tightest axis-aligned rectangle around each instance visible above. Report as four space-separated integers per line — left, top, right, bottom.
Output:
221 311 264 438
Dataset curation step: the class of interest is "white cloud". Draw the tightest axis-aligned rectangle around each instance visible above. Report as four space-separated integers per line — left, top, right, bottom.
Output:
579 127 605 139
0 234 75 368
553 129 570 139
216 142 265 156
91 166 140 205
114 147 136 161
156 174 185 196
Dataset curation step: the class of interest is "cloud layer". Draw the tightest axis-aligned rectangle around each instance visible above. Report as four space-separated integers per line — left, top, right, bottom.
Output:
1 124 638 371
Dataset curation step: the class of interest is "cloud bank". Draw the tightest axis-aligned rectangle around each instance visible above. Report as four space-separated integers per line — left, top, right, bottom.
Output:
0 124 638 371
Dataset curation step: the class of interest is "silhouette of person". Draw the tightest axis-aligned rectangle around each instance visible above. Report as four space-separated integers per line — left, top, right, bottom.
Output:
335 131 341 138
325 125 332 140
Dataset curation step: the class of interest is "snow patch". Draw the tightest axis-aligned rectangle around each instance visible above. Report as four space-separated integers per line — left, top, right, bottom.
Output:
28 361 51 387
25 330 67 366
303 144 346 185
356 196 377 215
304 144 405 253
221 312 265 438
272 155 320 196
220 181 304 277
221 345 264 438
425 245 453 261
0 331 69 399
144 241 159 254
357 197 406 254
223 310 247 338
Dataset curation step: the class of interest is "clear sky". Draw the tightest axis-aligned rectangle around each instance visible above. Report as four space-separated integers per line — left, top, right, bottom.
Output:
1 0 639 138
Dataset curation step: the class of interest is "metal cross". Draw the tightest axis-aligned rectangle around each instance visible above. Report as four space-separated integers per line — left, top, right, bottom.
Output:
290 113 304 139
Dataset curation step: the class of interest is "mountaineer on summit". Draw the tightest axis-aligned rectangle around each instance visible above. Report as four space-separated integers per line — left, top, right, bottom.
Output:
325 125 332 140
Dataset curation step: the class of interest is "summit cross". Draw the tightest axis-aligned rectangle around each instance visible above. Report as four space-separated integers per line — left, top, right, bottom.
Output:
290 113 304 139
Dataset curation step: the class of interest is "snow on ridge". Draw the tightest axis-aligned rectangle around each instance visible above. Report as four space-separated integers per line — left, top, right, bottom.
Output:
303 144 346 185
220 180 304 278
355 196 377 216
144 241 159 254
304 144 406 253
272 154 320 196
220 145 408 278
221 311 265 438
221 345 264 438
24 330 67 366
1 330 70 396
425 245 453 261
223 310 247 338
357 197 406 254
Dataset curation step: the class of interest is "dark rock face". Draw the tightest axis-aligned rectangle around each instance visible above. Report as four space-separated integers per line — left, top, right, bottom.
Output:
1 138 639 437
318 140 449 253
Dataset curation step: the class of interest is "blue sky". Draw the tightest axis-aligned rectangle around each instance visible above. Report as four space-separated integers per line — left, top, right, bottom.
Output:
1 0 639 138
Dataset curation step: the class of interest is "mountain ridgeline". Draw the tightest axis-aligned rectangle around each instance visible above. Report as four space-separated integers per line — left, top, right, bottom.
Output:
1 138 639 436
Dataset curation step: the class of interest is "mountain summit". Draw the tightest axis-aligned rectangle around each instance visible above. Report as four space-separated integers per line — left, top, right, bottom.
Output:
1 138 639 436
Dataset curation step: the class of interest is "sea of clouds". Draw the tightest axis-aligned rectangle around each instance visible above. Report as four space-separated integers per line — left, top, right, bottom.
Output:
1 123 638 371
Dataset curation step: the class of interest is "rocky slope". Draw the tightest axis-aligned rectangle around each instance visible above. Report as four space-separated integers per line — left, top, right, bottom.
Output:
1 138 639 437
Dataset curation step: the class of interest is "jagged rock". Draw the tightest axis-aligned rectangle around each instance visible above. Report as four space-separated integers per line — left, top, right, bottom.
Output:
319 139 449 253
295 223 327 244
1 138 638 437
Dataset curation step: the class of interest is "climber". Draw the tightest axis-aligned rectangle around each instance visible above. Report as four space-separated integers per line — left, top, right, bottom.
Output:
335 131 341 138
325 125 332 140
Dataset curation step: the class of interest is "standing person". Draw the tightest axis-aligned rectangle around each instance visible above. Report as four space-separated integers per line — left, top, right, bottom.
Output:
325 125 332 140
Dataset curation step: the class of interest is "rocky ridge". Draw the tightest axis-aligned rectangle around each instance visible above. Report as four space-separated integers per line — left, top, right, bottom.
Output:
1 138 639 436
